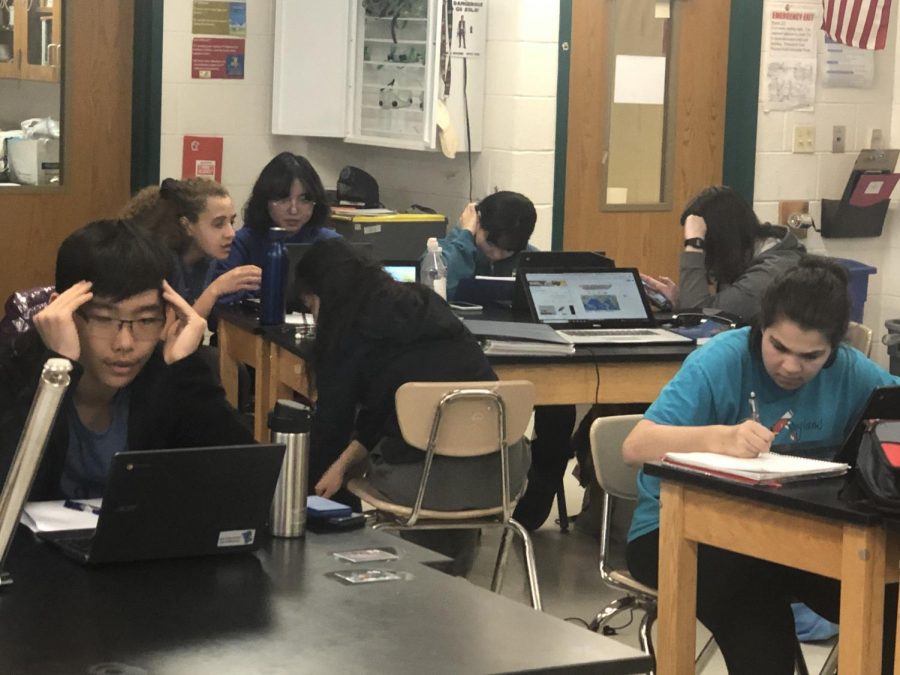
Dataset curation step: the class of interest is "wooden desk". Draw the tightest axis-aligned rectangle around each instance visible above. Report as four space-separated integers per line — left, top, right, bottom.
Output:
217 310 691 441
0 526 653 674
646 464 900 675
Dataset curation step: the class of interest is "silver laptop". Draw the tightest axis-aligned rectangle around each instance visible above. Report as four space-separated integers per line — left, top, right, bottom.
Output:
521 268 693 345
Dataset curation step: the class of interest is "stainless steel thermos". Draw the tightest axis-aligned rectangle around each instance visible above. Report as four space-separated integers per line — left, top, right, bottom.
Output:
268 399 311 537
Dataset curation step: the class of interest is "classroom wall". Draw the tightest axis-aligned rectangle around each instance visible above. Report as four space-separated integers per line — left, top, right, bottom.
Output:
753 12 900 368
160 2 899 364
159 0 560 250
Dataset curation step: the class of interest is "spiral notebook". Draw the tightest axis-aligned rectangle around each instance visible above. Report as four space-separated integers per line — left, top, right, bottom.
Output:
662 452 850 486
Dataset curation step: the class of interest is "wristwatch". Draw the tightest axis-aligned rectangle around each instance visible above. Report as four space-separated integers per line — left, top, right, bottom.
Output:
684 237 705 250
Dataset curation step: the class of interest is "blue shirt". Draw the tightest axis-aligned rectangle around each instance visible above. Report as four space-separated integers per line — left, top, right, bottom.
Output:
170 254 216 306
437 225 537 300
627 327 900 541
60 390 130 499
212 224 341 303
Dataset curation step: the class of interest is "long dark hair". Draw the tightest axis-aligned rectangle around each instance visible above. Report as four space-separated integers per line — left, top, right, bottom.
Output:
294 239 414 380
680 185 782 286
243 152 330 232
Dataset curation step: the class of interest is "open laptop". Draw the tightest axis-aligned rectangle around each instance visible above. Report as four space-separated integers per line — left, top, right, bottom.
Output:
831 385 900 466
39 444 285 565
382 259 419 283
521 267 693 345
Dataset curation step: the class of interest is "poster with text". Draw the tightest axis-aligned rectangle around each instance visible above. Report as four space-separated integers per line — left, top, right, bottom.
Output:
182 136 223 182
821 35 875 88
192 37 245 79
761 2 819 111
450 0 485 58
193 1 246 36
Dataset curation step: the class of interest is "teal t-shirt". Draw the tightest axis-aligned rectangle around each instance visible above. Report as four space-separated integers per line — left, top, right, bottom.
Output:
627 327 900 542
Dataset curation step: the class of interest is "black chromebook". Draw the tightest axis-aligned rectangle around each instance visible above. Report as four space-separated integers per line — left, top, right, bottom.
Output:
39 444 285 565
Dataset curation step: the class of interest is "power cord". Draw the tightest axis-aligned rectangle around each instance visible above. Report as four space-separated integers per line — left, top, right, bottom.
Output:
463 56 473 202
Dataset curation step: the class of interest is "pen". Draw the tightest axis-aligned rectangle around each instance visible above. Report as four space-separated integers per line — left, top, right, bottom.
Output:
749 391 760 423
63 499 101 516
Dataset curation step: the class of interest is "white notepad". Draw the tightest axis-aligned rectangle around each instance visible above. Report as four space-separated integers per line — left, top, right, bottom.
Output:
20 499 102 533
662 452 850 484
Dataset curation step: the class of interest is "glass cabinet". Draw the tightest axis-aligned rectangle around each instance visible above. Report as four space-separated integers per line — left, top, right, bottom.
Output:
273 0 484 152
0 0 62 83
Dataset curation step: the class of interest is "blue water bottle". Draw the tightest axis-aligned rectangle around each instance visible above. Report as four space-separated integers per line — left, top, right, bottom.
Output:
260 227 287 325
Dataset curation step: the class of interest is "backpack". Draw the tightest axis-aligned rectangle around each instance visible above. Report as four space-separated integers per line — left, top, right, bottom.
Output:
336 166 381 208
849 420 900 515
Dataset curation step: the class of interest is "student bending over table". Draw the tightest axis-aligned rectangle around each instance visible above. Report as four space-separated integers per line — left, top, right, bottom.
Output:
623 256 899 675
641 185 805 324
0 220 254 500
123 177 261 318
295 239 530 571
212 152 340 302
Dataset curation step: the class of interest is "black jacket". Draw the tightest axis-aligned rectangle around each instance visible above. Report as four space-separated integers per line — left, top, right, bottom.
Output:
309 285 494 482
0 333 254 500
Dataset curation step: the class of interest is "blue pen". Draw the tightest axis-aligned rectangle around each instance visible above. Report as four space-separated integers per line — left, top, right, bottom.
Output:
63 499 101 516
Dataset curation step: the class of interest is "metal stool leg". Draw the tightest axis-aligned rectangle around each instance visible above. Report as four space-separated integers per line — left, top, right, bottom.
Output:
556 482 569 533
491 528 513 594
507 517 542 611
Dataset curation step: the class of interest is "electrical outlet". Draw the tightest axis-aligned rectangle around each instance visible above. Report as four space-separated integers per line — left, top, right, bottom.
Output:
832 125 846 153
792 125 815 153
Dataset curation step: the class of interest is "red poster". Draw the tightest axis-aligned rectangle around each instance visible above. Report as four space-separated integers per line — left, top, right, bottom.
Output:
191 37 245 79
182 136 223 182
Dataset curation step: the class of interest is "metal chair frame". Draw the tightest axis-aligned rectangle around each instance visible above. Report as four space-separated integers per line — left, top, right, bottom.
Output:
348 382 542 610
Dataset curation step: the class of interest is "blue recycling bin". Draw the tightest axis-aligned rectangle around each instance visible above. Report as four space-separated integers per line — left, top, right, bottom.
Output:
834 258 877 323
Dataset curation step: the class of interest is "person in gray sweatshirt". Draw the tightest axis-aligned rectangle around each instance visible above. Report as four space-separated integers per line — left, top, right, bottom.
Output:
642 185 806 325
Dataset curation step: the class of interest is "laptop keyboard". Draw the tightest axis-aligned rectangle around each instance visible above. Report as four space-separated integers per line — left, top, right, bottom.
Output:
560 329 657 337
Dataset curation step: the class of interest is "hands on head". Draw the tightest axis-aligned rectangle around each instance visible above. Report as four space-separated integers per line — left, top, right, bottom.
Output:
160 281 207 364
33 280 94 361
459 202 480 235
33 280 206 365
684 214 708 239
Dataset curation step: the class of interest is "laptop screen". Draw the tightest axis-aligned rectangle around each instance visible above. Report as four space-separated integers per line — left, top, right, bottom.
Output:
523 269 654 326
382 261 418 283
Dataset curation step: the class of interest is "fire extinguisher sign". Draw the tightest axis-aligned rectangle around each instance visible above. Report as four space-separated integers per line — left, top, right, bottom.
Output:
182 135 224 182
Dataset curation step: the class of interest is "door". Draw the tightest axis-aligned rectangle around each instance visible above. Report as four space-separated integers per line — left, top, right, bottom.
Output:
562 0 731 281
0 0 134 300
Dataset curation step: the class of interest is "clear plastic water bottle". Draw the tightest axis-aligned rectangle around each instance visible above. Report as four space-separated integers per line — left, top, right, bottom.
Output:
421 236 448 300
260 227 287 325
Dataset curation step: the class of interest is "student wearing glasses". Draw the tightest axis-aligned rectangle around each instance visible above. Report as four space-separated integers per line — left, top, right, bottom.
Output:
623 256 899 674
122 177 262 318
0 220 253 500
212 152 340 296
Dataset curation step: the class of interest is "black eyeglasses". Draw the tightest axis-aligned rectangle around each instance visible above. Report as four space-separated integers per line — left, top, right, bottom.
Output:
76 310 165 341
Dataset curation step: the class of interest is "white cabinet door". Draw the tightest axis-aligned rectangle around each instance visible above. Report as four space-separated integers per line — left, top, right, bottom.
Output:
272 0 481 152
272 0 350 137
346 0 440 150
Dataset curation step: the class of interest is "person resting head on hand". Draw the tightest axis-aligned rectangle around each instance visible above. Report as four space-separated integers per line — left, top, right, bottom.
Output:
0 219 252 502
641 185 805 325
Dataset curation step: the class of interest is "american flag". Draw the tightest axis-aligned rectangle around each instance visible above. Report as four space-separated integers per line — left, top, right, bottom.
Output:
822 0 893 50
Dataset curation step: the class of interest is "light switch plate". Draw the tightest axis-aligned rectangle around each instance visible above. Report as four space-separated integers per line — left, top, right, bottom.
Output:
793 126 815 153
